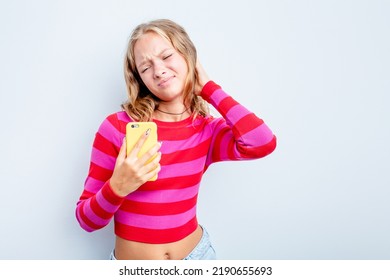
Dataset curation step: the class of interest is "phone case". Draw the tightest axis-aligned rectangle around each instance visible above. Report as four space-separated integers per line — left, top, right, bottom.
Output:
126 122 158 181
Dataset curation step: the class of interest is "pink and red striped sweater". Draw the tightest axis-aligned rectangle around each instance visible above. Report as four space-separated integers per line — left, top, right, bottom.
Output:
76 81 277 243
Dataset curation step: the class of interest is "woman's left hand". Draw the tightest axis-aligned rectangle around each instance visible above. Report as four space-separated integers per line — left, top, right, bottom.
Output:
195 60 210 95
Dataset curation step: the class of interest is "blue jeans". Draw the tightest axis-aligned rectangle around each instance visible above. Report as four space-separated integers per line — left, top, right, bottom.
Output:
110 226 216 260
183 226 216 260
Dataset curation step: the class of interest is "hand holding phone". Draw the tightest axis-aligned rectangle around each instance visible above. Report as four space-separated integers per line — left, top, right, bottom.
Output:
109 122 161 197
126 122 159 181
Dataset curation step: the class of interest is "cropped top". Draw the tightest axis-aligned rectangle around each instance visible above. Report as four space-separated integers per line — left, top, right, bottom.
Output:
75 81 277 243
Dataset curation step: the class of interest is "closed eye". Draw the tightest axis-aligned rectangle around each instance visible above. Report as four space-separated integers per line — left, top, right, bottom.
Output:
140 66 150 73
163 54 173 60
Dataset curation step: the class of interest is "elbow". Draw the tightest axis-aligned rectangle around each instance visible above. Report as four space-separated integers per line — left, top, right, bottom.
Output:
75 209 97 233
239 135 277 159
76 219 97 233
263 135 277 157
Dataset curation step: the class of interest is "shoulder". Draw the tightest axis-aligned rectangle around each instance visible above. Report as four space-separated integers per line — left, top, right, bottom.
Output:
203 114 225 127
192 114 225 133
105 111 132 123
98 111 133 135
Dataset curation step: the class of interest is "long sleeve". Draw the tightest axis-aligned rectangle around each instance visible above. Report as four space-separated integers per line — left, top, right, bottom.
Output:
75 114 126 232
75 83 277 240
201 81 277 166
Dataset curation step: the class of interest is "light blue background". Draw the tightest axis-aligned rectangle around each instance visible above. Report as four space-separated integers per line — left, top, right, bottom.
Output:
1 0 389 259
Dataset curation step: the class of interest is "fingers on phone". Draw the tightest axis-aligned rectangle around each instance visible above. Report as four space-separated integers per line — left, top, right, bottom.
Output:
141 143 161 164
129 129 150 157
143 149 161 167
144 153 161 181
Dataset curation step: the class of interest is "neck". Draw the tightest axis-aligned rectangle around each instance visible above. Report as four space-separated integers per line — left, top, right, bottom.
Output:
154 105 190 122
155 107 189 115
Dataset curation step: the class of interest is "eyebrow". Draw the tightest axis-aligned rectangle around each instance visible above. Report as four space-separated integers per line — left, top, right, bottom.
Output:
136 48 173 69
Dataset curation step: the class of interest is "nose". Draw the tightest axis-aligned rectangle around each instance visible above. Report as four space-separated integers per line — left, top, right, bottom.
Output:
154 69 166 78
155 70 166 78
154 62 166 78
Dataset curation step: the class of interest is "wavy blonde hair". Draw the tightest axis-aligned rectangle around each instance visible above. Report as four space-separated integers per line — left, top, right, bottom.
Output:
122 19 209 121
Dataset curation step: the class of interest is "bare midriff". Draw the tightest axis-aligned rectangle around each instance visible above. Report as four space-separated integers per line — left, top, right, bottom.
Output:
114 225 203 260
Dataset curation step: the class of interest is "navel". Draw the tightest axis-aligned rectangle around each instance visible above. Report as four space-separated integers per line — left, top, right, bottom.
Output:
163 252 171 260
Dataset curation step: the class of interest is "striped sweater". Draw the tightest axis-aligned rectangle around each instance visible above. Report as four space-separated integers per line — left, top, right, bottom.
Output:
76 81 277 243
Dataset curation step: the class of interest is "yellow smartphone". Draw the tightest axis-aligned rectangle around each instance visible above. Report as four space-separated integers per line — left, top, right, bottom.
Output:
126 122 158 181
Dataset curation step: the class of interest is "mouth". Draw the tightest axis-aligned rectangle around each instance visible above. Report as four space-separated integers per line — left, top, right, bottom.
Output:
158 76 174 87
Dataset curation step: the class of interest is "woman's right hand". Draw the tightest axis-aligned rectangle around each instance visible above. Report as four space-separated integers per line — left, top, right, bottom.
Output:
109 130 161 197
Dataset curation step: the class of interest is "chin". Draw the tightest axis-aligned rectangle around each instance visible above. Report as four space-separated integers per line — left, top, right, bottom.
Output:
155 90 184 101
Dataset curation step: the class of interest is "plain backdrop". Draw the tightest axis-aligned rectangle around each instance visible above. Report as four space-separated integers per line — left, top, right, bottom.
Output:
0 0 389 259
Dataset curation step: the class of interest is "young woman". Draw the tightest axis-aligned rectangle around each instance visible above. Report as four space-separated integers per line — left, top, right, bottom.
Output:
76 19 277 260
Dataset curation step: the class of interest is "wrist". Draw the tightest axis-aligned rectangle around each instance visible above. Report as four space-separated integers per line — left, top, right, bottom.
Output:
100 180 127 206
108 179 129 198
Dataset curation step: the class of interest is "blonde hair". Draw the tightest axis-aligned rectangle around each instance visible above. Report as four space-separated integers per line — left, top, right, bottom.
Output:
122 19 209 121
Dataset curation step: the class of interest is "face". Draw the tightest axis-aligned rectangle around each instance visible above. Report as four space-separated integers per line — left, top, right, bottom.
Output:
134 32 189 103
